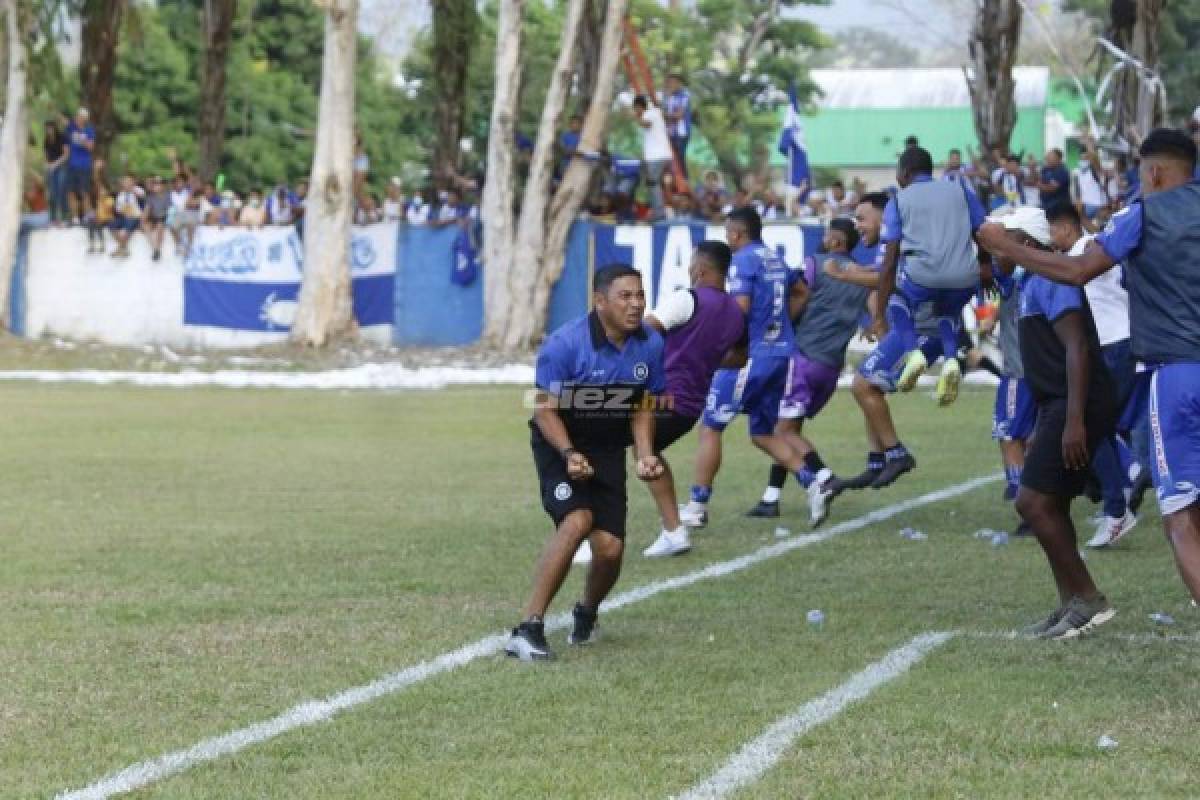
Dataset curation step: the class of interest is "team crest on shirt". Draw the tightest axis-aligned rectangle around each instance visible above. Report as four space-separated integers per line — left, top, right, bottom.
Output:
554 482 572 501
633 362 649 381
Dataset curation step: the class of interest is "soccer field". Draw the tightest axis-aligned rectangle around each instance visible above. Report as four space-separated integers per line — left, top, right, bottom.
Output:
3 383 1197 799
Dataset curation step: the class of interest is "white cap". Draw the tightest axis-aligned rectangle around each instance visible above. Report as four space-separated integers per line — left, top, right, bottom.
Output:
987 206 1052 247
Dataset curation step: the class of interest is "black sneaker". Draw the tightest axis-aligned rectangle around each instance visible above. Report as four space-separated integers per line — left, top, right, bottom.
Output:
567 603 598 646
1020 606 1066 638
1128 470 1153 516
828 468 881 495
1013 520 1033 538
1041 594 1116 640
745 500 780 518
505 620 553 661
870 454 916 489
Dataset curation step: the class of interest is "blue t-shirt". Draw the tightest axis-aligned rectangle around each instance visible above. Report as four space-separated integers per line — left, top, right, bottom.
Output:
65 122 95 170
881 174 986 245
560 131 580 154
1040 164 1071 207
727 241 798 358
1095 203 1142 262
534 311 666 448
666 89 692 138
850 240 881 269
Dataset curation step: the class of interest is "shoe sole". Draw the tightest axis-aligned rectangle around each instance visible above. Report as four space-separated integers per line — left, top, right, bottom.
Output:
896 364 924 392
567 629 600 646
1050 608 1117 640
936 367 961 406
745 510 780 518
643 545 691 558
871 463 915 490
505 641 553 661
1110 516 1139 546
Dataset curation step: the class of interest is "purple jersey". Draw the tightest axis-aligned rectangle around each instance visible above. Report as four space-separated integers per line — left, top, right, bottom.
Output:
663 287 745 418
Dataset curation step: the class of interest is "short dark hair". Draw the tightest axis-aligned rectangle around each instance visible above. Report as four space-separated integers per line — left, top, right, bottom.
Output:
1045 201 1082 228
593 263 641 293
1005 153 1021 164
1140 127 1198 170
633 95 648 110
949 148 962 157
898 146 933 177
726 206 763 240
668 72 685 83
860 191 889 211
904 135 919 148
829 217 860 252
694 240 733 275
831 180 844 189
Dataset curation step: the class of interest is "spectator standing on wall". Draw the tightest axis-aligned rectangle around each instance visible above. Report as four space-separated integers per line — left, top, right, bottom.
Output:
663 73 692 179
65 108 96 224
631 95 673 220
43 117 68 225
172 178 205 257
1074 135 1111 224
110 175 142 258
240 189 267 227
87 172 114 254
266 183 294 225
1037 148 1071 209
407 187 434 225
142 176 171 261
828 180 858 215
383 178 406 222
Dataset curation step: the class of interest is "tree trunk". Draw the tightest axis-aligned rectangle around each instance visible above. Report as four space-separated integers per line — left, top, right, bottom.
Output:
965 0 1021 160
514 0 628 351
480 0 524 346
501 0 587 349
80 0 123 162
1126 0 1164 141
290 0 358 347
574 0 602 113
198 0 238 184
0 0 27 329
430 0 477 184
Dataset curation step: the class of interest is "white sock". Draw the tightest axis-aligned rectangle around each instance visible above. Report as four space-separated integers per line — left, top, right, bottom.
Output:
762 486 782 503
670 525 689 539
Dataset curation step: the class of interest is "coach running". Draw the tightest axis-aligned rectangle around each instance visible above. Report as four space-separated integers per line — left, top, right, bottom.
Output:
507 264 667 662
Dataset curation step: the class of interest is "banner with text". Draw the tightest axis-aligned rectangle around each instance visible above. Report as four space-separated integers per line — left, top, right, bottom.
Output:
183 223 397 332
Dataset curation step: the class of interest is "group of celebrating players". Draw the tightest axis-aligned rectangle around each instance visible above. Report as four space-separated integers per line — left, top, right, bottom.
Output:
505 128 1200 662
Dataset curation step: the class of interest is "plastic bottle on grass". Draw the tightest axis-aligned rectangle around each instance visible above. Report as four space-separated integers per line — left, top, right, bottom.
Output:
806 609 825 629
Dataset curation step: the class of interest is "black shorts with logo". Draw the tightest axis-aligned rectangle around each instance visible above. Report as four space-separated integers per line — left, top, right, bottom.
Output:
1021 395 1116 498
531 430 628 539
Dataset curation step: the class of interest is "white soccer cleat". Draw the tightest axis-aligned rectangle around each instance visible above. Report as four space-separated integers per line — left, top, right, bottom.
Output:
678 502 709 529
896 350 928 392
1086 512 1138 549
935 359 961 406
643 527 692 558
807 468 836 528
572 539 593 565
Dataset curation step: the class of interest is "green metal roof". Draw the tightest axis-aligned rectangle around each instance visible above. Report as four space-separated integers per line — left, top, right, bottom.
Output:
797 106 1048 167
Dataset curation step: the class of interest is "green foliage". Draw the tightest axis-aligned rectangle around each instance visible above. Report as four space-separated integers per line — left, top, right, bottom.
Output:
26 0 424 195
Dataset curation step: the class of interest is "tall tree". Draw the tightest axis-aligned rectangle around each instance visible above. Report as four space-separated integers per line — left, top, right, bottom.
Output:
430 0 478 183
965 0 1021 160
0 0 28 329
290 0 357 347
80 0 124 161
197 0 238 183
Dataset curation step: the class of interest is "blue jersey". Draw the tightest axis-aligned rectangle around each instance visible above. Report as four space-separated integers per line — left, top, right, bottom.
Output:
727 242 797 358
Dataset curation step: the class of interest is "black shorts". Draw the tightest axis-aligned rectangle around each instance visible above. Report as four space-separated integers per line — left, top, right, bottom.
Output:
66 166 92 196
1021 396 1116 498
653 412 698 452
531 433 628 538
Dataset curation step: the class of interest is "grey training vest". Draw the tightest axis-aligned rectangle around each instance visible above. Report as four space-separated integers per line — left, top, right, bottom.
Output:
897 179 979 290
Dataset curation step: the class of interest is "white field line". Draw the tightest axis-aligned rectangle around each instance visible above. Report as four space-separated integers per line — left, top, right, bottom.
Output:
56 473 1000 800
674 632 956 800
968 630 1200 645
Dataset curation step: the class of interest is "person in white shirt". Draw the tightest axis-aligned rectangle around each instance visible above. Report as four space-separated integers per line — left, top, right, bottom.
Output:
632 94 673 218
110 175 142 258
383 178 406 222
1074 162 1109 221
406 188 433 225
1046 202 1143 549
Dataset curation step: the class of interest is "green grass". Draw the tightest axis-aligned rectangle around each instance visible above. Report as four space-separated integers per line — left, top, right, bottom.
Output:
1 384 1195 799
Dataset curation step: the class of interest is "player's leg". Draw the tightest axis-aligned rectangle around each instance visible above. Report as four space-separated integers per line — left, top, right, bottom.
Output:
897 332 942 392
508 508 593 661
851 374 915 489
1016 399 1115 639
683 368 742 527
748 463 788 517
1147 364 1200 602
854 291 919 488
643 414 697 558
932 289 975 406
1087 437 1136 548
831 412 886 494
571 450 630 645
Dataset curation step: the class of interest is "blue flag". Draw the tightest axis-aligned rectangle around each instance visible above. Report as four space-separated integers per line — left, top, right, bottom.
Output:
451 227 479 286
777 82 811 199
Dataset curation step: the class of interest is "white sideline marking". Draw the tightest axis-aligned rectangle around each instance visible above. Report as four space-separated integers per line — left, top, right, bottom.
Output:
675 632 955 800
56 473 1000 800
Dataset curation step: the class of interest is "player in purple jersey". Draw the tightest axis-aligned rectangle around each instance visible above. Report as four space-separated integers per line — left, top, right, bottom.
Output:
638 241 746 558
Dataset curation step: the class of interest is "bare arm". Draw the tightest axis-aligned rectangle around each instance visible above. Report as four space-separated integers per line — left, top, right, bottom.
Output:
1054 311 1092 471
631 405 664 480
976 224 1116 286
788 278 810 320
824 259 880 288
875 241 899 326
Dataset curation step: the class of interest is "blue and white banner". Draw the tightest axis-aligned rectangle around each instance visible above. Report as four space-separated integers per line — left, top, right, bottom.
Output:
183 223 397 332
591 222 823 306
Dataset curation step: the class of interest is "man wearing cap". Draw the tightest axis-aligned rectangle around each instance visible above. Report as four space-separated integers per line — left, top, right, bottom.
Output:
506 264 666 662
64 108 95 224
979 127 1200 609
988 206 1117 638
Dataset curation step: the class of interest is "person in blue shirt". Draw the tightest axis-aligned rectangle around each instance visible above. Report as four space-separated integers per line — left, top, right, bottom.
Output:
852 146 987 489
506 264 666 662
664 73 692 179
1037 148 1072 209
978 127 1200 607
680 207 813 527
64 108 96 223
